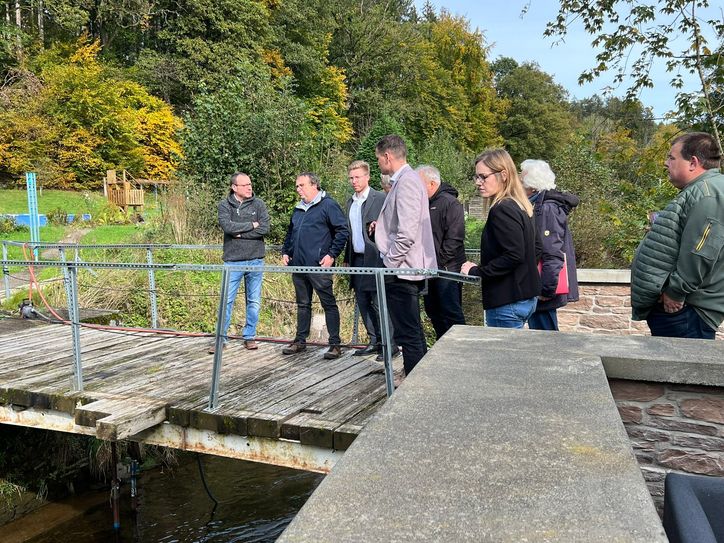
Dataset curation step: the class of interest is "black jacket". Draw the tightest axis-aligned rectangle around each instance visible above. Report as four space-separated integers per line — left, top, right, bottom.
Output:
428 183 466 272
469 198 542 309
532 189 579 311
344 188 386 291
217 194 270 262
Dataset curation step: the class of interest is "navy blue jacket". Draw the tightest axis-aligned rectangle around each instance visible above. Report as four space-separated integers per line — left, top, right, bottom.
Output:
282 194 349 266
531 189 579 311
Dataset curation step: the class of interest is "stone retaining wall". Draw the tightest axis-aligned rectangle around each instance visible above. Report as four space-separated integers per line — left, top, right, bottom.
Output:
558 269 724 339
609 379 724 513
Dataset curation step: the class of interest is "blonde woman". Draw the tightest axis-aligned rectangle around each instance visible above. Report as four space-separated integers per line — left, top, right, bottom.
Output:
461 149 541 328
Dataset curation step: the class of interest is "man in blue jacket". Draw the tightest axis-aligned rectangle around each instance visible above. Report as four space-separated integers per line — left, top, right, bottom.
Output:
282 172 350 359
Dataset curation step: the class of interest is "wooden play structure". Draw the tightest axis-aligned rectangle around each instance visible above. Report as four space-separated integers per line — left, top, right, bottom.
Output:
103 170 171 211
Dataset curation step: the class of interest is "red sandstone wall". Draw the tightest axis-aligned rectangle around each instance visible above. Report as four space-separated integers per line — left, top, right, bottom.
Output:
609 379 724 513
559 284 724 339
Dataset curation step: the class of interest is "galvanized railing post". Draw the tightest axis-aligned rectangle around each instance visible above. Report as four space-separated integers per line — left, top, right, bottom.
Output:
375 269 395 397
208 267 231 410
351 302 360 345
2 242 10 301
66 262 84 391
146 247 158 328
59 247 73 309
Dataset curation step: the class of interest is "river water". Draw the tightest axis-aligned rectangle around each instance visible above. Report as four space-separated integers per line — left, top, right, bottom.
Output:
4 454 323 543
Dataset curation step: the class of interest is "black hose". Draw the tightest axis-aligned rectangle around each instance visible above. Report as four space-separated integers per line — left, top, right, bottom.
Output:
196 453 219 506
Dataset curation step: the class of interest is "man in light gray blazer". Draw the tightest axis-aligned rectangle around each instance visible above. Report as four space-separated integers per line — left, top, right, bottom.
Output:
374 135 437 375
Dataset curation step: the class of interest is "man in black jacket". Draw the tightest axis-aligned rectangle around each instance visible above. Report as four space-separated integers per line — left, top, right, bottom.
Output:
211 172 270 353
417 165 466 339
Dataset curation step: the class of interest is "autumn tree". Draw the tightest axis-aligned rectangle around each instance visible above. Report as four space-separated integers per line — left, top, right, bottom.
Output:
546 0 724 155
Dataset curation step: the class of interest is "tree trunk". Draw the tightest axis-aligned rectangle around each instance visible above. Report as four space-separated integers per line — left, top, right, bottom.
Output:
14 0 22 60
37 0 43 47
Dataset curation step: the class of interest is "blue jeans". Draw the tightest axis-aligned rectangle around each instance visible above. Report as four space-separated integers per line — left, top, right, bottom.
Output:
646 304 716 340
223 259 264 341
528 308 559 331
485 297 537 329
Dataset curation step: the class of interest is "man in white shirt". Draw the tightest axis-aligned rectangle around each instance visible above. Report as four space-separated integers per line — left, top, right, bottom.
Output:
343 160 392 360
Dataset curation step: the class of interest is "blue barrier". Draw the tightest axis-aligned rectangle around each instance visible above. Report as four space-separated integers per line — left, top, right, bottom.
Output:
1 214 92 226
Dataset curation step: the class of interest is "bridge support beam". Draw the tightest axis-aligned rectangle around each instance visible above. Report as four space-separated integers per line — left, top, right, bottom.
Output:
0 405 341 474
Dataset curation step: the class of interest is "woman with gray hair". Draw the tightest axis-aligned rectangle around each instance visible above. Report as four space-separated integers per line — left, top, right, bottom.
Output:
520 159 580 330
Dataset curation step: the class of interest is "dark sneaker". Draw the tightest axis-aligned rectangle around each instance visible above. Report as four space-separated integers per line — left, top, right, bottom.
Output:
244 340 259 350
323 345 342 360
207 343 227 355
282 342 306 355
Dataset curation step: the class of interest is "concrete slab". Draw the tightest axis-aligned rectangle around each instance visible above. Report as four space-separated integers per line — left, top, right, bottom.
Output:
279 326 669 542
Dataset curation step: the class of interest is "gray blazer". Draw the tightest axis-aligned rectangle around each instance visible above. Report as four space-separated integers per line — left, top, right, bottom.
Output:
344 188 386 291
375 165 437 281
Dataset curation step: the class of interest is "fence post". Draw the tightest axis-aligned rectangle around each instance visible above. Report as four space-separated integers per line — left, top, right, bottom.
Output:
2 242 10 301
146 247 158 329
375 270 395 397
59 247 73 311
208 267 230 410
66 262 84 391
351 302 360 345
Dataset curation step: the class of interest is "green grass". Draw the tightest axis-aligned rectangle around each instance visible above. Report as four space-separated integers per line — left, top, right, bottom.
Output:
1 226 70 260
0 189 104 215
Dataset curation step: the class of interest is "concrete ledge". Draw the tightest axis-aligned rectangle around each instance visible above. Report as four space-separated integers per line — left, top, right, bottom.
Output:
280 326 674 542
577 268 631 283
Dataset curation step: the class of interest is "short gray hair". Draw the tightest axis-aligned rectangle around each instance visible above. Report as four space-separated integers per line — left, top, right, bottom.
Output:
416 164 441 185
380 174 392 188
520 159 556 191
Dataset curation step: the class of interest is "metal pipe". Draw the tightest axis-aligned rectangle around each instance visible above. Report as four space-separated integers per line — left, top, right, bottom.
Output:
2 242 10 300
146 248 158 328
59 247 73 312
375 270 395 397
67 263 83 392
208 267 230 410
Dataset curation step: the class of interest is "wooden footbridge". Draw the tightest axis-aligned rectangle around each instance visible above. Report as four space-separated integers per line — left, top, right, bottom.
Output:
0 318 395 473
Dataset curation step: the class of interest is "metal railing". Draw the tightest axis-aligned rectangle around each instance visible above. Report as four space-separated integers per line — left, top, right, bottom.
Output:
2 242 479 408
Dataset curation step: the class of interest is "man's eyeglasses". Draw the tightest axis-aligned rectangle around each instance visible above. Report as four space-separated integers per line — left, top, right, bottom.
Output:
473 171 500 182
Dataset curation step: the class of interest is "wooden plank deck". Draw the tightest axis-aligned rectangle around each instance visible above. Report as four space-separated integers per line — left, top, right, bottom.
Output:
0 319 394 451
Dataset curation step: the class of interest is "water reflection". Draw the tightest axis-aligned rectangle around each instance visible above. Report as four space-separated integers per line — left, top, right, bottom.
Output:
18 453 323 543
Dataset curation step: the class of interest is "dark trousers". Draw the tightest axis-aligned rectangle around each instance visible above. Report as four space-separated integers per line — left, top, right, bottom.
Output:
528 309 559 331
423 277 465 339
646 304 716 340
386 278 426 374
292 273 341 345
351 253 382 345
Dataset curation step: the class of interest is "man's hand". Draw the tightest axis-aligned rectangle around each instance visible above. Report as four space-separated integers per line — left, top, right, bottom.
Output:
319 255 334 267
661 292 684 313
282 254 290 266
460 261 476 275
367 221 376 236
252 221 259 229
538 295 553 302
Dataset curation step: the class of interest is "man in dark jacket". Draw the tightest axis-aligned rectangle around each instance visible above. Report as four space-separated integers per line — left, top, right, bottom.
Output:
417 165 466 339
521 159 579 331
343 160 395 360
282 172 350 359
211 172 270 353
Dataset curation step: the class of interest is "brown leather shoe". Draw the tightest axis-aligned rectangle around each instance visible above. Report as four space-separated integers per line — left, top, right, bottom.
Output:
323 345 342 360
207 343 227 354
244 340 259 350
282 342 306 355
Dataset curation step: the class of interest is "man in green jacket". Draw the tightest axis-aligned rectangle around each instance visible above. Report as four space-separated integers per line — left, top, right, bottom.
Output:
631 132 723 339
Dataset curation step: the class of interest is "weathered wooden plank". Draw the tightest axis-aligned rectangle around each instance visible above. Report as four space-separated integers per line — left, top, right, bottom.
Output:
246 358 381 438
333 396 387 451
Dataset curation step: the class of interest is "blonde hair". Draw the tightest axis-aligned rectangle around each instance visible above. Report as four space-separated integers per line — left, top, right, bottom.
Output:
475 149 533 217
347 160 370 174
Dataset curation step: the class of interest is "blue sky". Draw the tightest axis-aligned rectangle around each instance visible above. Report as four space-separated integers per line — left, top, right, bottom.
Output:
419 0 718 117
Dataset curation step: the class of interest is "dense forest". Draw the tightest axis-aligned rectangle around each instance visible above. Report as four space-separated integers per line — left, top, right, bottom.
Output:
0 0 722 266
